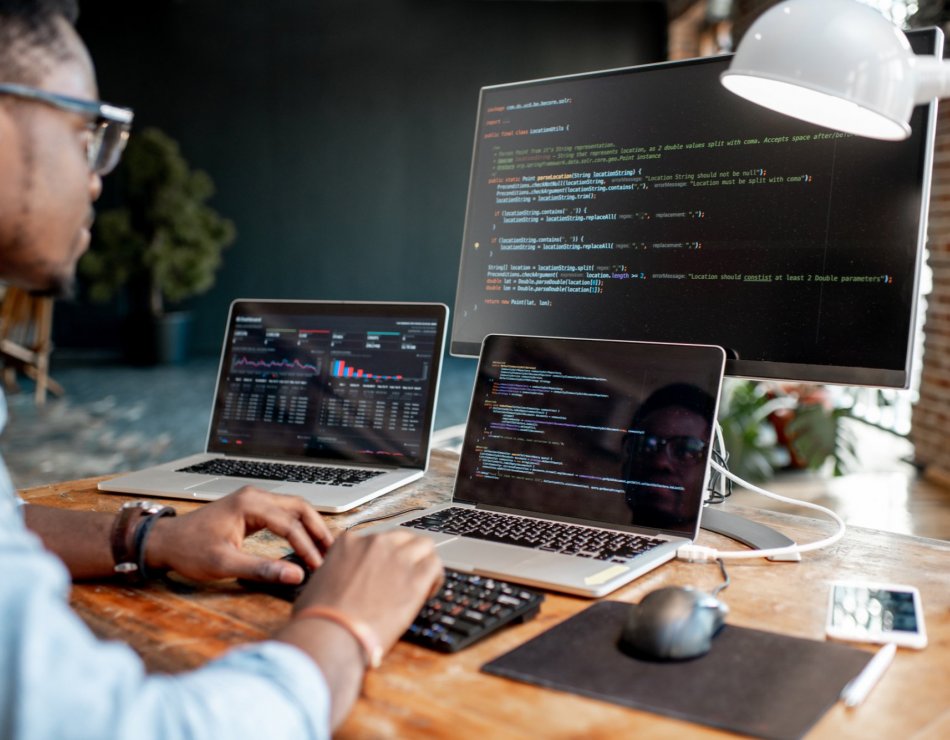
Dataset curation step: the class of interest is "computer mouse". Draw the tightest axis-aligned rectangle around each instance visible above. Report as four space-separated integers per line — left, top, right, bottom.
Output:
619 586 728 661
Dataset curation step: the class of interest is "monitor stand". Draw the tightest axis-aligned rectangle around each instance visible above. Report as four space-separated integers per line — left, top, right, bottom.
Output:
700 507 801 562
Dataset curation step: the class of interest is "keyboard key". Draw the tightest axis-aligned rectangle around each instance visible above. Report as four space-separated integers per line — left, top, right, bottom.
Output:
401 571 543 652
178 458 384 486
239 553 544 654
399 506 666 564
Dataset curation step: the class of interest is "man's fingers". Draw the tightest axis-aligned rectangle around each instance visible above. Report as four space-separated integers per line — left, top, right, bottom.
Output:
284 523 326 570
232 489 334 569
268 502 333 568
225 551 308 584
407 536 444 598
369 530 444 600
297 504 334 553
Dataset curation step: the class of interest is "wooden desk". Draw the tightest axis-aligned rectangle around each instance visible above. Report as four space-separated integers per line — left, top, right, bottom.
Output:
20 450 950 738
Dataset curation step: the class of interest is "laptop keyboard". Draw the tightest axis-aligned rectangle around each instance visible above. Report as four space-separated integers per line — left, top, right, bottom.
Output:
177 458 384 487
401 506 666 562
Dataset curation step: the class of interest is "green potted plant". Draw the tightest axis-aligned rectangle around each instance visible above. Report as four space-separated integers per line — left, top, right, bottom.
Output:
80 126 236 363
718 379 902 481
717 379 791 482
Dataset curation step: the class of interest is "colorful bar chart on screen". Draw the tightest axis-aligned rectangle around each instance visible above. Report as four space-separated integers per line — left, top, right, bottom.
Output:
332 359 404 381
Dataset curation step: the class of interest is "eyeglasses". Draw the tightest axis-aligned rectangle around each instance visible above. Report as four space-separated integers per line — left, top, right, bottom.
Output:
0 82 133 175
631 434 708 464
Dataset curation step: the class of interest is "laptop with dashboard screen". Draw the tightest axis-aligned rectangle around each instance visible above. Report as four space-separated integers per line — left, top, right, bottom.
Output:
99 299 448 513
359 334 726 597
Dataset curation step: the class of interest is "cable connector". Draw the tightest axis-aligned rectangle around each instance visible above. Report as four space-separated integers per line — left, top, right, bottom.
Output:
676 544 720 562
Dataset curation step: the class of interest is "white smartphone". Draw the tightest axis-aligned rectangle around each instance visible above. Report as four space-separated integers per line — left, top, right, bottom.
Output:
826 580 927 649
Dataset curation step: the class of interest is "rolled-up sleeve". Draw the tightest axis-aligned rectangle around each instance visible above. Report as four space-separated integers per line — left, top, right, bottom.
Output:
0 513 331 740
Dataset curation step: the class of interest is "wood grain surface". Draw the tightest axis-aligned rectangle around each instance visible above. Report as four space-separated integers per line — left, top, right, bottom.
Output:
20 451 950 738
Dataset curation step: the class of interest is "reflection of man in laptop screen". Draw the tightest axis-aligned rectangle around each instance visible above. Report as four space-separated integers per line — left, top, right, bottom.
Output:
621 383 715 531
379 335 725 597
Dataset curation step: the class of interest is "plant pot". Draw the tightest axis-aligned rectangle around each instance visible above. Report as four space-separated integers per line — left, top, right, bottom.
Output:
154 311 192 365
123 311 192 365
767 385 834 470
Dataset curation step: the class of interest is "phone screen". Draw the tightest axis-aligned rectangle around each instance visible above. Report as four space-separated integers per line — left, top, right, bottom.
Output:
830 583 919 633
827 581 927 648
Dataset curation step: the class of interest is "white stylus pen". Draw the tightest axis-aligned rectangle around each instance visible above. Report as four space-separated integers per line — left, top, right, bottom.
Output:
840 642 897 708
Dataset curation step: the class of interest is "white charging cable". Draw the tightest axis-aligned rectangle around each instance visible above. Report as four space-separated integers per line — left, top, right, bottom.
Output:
676 459 847 562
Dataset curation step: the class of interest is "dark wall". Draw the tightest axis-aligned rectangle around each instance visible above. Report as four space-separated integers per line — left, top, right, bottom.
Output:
65 0 666 353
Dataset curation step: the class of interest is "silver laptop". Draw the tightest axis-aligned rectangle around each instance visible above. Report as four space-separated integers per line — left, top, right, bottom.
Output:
99 299 448 512
361 334 725 597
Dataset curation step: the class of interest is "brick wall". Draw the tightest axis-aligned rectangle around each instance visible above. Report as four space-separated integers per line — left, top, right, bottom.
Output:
668 2 707 60
911 103 950 481
732 0 781 39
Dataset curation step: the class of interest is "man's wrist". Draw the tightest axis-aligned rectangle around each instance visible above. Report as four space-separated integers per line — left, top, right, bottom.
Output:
110 501 176 582
142 514 175 573
293 605 384 669
275 617 368 684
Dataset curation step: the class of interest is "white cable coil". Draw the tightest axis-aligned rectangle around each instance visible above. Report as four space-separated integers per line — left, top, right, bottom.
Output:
677 457 847 562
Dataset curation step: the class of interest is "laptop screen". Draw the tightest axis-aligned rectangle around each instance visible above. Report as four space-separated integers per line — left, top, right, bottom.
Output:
454 335 725 537
206 300 448 468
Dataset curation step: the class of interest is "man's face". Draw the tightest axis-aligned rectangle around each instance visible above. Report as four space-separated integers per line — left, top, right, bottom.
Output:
623 405 709 524
0 20 102 297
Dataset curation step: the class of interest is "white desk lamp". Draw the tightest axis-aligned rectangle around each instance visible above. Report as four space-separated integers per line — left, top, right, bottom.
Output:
720 0 948 140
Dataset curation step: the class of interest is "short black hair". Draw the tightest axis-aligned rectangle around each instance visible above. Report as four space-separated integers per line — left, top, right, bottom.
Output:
631 382 717 427
0 0 80 85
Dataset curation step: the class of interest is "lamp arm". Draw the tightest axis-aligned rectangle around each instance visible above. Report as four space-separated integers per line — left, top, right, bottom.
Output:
912 56 950 104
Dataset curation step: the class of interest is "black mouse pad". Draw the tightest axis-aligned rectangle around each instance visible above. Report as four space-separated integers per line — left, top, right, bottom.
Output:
482 601 872 740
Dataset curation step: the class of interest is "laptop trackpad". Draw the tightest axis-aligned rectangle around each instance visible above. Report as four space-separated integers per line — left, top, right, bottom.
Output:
188 478 280 494
436 539 534 571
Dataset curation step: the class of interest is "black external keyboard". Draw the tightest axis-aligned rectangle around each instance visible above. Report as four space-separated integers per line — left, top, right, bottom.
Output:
404 569 543 653
401 506 666 562
177 458 384 486
241 553 544 653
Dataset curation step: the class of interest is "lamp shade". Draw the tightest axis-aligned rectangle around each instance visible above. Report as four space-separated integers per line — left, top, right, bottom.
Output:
721 0 923 140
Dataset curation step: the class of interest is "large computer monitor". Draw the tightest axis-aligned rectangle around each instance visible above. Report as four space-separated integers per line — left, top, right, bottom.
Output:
451 29 940 390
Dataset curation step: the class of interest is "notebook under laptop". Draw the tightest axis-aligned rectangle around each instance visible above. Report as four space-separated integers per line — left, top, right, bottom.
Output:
99 299 448 513
360 334 725 597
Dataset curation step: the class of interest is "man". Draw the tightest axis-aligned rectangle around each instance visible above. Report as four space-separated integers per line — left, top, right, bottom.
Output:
621 383 715 530
0 2 442 737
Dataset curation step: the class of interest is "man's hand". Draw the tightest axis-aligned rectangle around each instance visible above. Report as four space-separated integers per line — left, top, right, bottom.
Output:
145 487 333 584
292 530 443 651
272 530 443 729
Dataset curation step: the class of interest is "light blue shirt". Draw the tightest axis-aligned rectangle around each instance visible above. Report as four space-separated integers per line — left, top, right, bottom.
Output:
0 394 331 739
